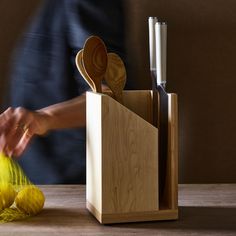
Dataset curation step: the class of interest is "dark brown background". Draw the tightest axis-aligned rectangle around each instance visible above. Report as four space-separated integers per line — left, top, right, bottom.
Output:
1 0 236 183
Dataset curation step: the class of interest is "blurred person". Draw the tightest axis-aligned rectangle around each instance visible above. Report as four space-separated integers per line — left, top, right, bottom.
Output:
0 0 126 184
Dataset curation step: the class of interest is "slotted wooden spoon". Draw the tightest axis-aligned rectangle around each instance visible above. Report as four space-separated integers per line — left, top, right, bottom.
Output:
104 53 126 103
75 49 96 92
83 36 108 93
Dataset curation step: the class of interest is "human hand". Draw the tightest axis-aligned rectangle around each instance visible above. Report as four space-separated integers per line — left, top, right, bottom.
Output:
0 107 51 158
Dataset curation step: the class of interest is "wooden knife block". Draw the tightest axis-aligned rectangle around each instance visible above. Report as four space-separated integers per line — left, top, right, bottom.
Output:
86 90 178 224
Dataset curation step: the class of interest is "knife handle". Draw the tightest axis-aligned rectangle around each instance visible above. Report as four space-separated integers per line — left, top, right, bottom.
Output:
155 22 167 89
148 17 158 72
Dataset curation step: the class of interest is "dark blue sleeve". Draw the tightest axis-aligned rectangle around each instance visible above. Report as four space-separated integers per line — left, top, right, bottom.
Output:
10 0 126 109
10 0 78 109
63 0 126 94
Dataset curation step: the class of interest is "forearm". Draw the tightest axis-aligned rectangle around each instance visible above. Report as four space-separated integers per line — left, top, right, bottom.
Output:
38 93 86 132
0 86 111 157
0 93 87 157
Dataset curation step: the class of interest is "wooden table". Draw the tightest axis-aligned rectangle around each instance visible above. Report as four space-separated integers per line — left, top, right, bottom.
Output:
0 184 235 235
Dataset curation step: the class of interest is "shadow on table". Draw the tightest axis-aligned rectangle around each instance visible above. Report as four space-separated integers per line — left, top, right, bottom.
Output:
11 206 236 234
108 206 236 233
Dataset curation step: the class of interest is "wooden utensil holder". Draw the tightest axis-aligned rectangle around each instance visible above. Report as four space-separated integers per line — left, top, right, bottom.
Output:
86 90 178 224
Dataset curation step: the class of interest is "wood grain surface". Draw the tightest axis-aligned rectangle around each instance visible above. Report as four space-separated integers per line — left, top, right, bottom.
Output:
0 184 235 235
82 36 107 93
86 91 178 223
86 91 159 220
102 93 158 214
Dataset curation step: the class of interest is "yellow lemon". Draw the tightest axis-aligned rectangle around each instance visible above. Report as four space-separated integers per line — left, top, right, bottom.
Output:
15 186 45 215
0 183 17 210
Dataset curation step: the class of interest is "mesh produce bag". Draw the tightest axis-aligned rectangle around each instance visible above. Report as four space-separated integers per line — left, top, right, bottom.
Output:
0 153 45 223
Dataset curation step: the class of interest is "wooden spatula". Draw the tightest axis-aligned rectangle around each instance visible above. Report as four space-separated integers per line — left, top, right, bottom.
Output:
83 36 108 93
104 53 126 103
75 49 96 92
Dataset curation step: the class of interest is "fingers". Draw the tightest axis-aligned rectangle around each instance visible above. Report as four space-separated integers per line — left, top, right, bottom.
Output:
0 108 17 155
5 124 33 157
0 107 35 158
12 128 34 157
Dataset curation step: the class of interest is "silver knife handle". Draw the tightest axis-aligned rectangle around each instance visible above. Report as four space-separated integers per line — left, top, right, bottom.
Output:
155 22 167 89
148 17 158 72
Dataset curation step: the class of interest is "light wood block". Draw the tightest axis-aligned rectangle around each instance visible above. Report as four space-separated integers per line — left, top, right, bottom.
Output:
86 90 178 224
87 201 178 224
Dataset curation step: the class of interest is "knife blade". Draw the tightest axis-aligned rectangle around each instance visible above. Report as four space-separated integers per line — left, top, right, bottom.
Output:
155 21 169 200
148 16 158 127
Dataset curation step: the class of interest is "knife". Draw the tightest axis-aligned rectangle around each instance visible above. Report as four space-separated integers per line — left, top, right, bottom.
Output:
149 17 169 201
148 17 158 127
155 21 169 201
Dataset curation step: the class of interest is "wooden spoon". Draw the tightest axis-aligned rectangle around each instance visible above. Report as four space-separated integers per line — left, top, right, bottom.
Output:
104 53 126 103
75 49 96 92
83 36 108 93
